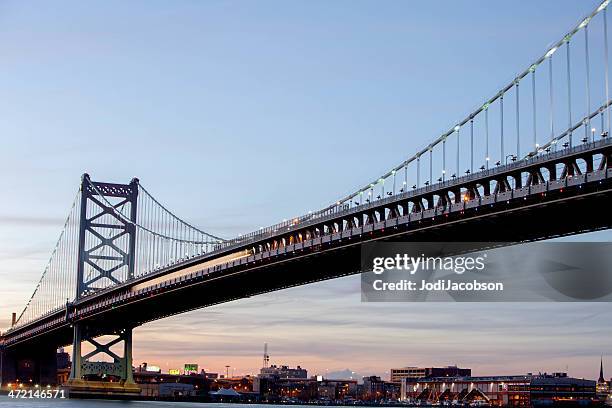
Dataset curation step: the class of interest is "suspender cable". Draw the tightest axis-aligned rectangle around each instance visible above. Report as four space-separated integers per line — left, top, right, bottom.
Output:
586 24 592 140
566 40 573 146
456 127 460 175
605 8 610 135
532 68 537 150
417 155 421 187
486 107 490 168
429 149 433 184
549 56 555 147
442 138 446 181
470 118 474 172
515 82 520 157
500 95 504 160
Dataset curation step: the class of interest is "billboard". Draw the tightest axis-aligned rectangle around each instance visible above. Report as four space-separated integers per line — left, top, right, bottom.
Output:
184 363 198 374
168 369 180 375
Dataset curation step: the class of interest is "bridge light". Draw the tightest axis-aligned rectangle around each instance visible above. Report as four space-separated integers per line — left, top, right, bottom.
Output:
545 46 558 58
579 17 591 29
454 125 460 132
486 157 490 161
598 0 610 12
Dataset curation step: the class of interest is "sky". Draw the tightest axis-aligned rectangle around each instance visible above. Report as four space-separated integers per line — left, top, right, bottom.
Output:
1 0 612 381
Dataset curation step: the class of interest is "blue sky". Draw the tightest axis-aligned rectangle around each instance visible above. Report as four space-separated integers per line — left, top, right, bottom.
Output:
1 0 612 380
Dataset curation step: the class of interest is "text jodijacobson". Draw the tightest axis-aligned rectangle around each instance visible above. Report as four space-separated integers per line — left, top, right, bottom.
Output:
372 279 504 291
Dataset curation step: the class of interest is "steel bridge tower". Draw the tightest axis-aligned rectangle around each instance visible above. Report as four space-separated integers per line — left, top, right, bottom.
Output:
67 174 140 395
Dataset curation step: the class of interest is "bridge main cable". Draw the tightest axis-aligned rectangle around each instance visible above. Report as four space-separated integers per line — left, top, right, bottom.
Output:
86 178 225 244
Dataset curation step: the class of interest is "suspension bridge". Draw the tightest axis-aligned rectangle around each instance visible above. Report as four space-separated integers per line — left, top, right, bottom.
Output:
3 0 612 396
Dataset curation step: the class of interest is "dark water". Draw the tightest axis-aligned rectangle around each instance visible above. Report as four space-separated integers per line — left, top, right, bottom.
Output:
0 397 293 408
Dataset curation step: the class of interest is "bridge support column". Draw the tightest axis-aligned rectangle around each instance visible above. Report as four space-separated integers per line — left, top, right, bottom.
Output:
66 174 140 397
66 324 139 396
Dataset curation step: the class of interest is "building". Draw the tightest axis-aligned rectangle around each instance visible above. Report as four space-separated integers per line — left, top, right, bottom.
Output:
401 372 596 407
254 375 358 402
391 365 471 383
134 370 209 398
362 376 400 401
597 357 610 401
259 364 307 379
56 348 71 385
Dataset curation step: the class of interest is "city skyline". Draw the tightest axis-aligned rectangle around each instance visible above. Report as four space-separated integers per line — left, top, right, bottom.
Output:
1 0 612 384
128 275 612 380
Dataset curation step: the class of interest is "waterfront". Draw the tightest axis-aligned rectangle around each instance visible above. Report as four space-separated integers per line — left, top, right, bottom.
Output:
0 400 373 408
0 399 293 408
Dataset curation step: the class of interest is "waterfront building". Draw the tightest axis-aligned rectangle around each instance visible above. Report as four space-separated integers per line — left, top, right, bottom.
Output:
134 370 209 398
597 357 610 401
259 364 307 379
390 365 471 383
254 375 358 402
56 348 71 385
400 372 596 407
362 375 400 401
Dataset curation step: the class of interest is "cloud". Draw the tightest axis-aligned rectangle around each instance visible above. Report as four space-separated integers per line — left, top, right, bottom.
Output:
0 214 65 227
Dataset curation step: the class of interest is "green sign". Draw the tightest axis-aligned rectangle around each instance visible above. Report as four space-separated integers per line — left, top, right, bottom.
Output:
184 363 198 374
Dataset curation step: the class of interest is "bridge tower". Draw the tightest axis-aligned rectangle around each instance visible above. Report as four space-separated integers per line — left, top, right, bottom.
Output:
67 174 140 396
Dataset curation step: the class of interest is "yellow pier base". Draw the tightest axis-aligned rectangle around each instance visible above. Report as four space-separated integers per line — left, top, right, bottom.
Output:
64 379 140 397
